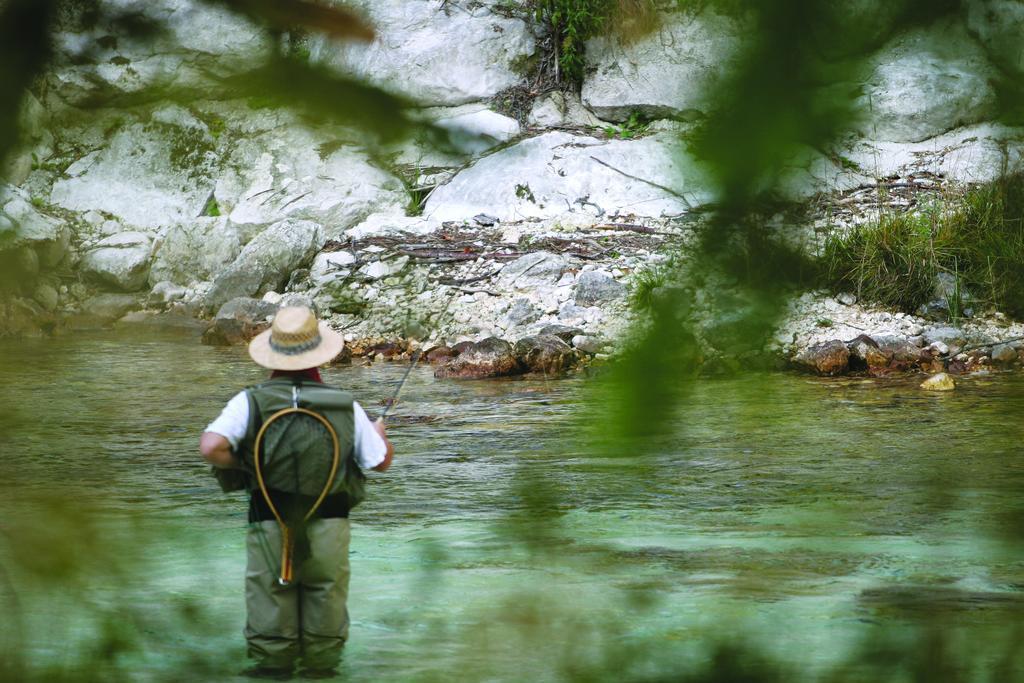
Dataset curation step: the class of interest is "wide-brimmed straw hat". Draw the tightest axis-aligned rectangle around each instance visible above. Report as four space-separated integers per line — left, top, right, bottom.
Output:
248 306 345 370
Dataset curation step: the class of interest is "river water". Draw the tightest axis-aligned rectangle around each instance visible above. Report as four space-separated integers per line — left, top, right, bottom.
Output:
1 327 1023 681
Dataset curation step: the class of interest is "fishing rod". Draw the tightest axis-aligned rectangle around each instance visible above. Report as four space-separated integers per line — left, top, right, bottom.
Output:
377 275 468 421
378 348 423 422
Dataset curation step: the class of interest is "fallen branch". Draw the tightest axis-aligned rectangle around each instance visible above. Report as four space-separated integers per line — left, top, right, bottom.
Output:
958 335 1024 354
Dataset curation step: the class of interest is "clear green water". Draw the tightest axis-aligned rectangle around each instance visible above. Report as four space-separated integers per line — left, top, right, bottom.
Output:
1 328 1023 681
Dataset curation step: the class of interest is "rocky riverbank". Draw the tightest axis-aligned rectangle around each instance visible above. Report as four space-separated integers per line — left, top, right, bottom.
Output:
3 1 1024 382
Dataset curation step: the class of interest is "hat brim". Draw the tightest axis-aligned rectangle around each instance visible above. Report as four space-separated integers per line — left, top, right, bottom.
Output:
248 321 345 371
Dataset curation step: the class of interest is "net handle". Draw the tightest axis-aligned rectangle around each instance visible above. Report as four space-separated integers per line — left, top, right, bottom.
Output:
253 406 341 585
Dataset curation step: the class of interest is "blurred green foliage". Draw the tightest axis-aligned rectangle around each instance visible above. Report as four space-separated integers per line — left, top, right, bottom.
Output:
3 0 1024 681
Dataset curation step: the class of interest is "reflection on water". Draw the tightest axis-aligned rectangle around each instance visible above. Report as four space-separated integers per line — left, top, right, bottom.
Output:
1 328 1023 680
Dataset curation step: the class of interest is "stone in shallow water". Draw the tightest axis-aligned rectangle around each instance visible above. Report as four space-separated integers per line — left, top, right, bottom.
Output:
434 337 521 380
991 343 1018 364
920 373 956 391
794 340 850 376
513 334 579 375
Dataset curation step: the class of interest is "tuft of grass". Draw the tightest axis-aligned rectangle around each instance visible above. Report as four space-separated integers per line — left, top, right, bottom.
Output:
629 258 679 311
822 210 938 314
822 173 1024 318
603 110 649 139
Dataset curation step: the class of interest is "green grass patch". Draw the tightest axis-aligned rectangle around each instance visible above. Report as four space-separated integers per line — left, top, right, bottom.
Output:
822 173 1024 317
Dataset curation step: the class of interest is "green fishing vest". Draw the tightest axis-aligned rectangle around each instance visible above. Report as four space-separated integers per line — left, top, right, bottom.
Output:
216 378 366 509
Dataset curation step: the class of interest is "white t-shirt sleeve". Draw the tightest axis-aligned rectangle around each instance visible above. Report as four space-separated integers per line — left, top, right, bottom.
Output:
352 401 387 471
204 391 250 450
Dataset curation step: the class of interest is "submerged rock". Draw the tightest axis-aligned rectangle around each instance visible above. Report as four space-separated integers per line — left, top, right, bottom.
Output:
794 340 850 376
434 337 521 380
921 372 956 391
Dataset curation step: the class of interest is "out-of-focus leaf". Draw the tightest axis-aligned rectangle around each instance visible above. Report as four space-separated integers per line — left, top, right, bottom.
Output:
218 55 453 146
0 0 56 169
202 0 374 41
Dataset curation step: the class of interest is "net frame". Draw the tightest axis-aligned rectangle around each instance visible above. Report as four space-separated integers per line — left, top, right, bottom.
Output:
253 406 341 585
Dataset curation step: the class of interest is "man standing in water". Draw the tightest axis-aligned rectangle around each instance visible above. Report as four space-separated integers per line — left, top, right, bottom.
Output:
201 306 393 680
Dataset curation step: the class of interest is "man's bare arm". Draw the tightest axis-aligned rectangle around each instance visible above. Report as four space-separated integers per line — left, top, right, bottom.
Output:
200 432 240 469
372 419 394 472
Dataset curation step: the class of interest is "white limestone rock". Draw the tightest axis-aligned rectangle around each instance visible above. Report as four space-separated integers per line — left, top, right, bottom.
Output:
858 20 998 143
204 218 325 309
345 213 440 240
527 91 603 128
966 0 1024 79
425 131 706 222
80 231 154 291
841 123 1024 184
148 218 242 287
497 252 568 290
51 108 216 230
0 187 68 267
310 0 535 107
310 250 357 286
47 0 269 105
433 105 521 155
217 125 407 241
581 8 745 122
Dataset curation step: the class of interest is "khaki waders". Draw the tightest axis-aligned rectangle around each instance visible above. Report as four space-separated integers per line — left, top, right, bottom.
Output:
245 518 352 670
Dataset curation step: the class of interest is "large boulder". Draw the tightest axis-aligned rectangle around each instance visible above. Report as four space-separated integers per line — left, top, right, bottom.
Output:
80 232 153 291
149 218 242 287
46 0 270 106
310 0 535 106
434 337 522 379
425 131 705 222
581 8 744 121
513 335 579 375
51 107 217 229
79 293 141 321
858 20 998 142
204 219 324 310
216 124 407 240
966 0 1024 80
